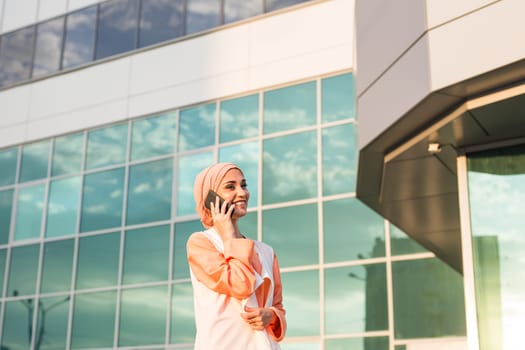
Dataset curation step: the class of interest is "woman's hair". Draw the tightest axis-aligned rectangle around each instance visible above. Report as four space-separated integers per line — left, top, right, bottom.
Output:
193 162 242 228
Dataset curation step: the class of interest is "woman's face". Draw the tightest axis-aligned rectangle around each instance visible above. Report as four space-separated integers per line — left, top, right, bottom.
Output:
216 169 250 218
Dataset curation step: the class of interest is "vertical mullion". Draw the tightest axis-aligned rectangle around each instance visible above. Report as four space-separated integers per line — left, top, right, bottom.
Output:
113 120 133 348
457 154 480 350
136 0 143 49
92 3 101 61
316 77 326 350
385 220 395 350
257 91 263 242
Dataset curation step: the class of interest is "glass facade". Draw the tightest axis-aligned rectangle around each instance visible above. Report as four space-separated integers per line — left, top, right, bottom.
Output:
467 144 525 350
0 72 467 349
0 0 313 89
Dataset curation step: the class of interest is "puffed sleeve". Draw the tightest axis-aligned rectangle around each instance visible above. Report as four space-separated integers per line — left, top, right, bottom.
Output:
267 254 287 341
187 232 257 300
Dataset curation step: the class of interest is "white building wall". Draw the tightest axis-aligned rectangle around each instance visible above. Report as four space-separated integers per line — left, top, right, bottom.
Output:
37 0 68 22
427 0 525 90
1 0 39 33
356 0 525 150
0 0 4 31
0 0 355 149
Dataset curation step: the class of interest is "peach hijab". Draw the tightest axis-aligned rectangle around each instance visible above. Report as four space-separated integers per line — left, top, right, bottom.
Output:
193 162 242 228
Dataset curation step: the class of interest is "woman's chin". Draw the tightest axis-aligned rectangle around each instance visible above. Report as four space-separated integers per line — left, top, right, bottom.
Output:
233 209 247 218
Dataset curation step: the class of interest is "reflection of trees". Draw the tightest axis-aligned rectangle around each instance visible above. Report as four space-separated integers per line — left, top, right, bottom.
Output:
13 290 70 349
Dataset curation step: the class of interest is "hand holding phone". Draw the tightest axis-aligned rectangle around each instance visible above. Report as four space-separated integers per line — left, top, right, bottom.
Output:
205 190 234 216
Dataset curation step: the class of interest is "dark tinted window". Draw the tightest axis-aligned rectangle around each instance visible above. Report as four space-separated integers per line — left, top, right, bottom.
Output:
33 16 65 78
186 0 221 35
224 0 263 24
0 27 35 87
62 6 97 69
0 147 18 186
139 0 185 47
266 0 310 12
95 0 140 59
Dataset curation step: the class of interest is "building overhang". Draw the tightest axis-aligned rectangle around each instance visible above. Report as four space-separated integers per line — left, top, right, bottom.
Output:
356 58 525 273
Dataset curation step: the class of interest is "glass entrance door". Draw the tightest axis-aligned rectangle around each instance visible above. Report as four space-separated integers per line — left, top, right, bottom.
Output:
466 144 525 350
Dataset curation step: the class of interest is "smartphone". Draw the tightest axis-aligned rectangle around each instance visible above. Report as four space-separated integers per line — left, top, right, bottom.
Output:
204 190 234 215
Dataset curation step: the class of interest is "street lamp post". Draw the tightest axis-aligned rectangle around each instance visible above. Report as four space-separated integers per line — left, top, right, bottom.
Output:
13 290 70 349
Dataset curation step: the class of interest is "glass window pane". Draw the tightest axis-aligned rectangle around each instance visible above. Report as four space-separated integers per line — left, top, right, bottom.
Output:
265 0 310 12
219 141 259 205
174 220 200 279
62 6 97 69
52 132 84 177
263 81 316 134
170 282 195 344
392 258 466 338
0 249 6 295
186 0 221 35
224 0 263 24
130 111 177 161
76 232 120 289
263 131 317 204
0 147 18 186
80 168 124 232
123 225 170 284
71 290 117 348
0 26 35 87
126 159 172 225
325 265 387 334
0 189 14 244
46 176 81 238
36 295 71 350
33 16 64 78
219 94 259 143
322 123 357 195
262 204 318 268
321 73 356 123
2 299 35 349
139 0 184 48
390 223 428 255
14 184 46 241
282 270 319 336
238 210 257 241
178 103 216 152
85 123 128 170
118 285 168 346
7 244 40 297
325 337 389 350
323 198 385 263
176 152 213 216
95 0 140 59
40 239 74 293
19 140 50 183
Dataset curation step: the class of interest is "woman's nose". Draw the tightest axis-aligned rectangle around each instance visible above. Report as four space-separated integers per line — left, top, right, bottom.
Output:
237 187 248 197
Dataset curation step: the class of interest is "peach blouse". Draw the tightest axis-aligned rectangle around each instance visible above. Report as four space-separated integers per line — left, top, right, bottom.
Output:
187 228 286 349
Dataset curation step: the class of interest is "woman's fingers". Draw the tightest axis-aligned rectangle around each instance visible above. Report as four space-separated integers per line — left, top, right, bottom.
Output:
241 306 272 330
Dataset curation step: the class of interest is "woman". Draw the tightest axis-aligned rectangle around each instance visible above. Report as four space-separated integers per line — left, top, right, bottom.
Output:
187 162 287 349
